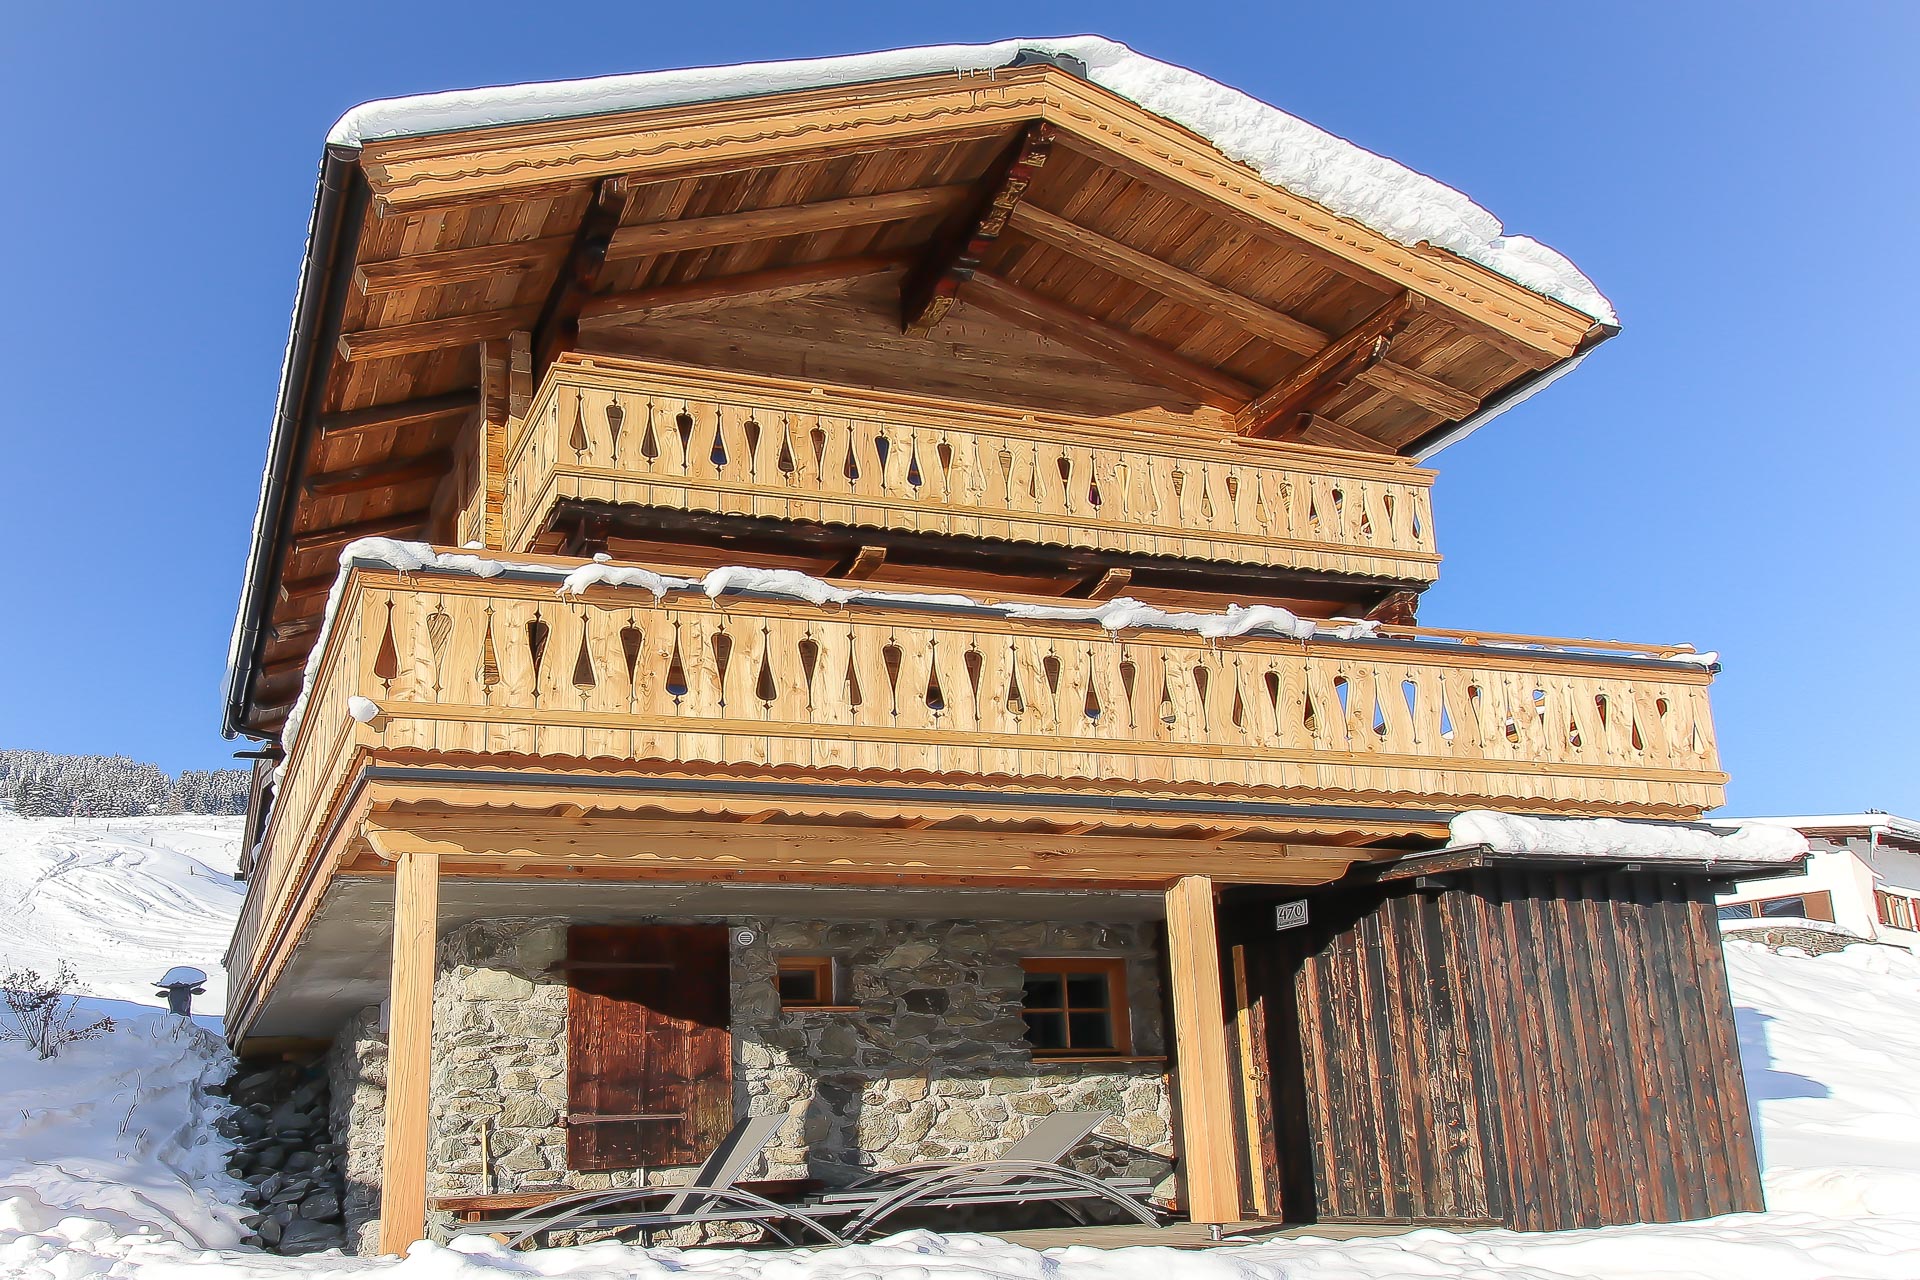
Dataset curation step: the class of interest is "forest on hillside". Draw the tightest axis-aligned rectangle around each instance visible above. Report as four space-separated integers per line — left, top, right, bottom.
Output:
0 750 249 817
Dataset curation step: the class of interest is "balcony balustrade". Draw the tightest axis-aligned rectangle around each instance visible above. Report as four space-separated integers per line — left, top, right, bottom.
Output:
503 357 1441 585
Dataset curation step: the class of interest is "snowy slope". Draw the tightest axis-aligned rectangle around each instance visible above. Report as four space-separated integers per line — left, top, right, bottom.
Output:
1 812 1918 1275
0 814 244 1015
1727 939 1920 1216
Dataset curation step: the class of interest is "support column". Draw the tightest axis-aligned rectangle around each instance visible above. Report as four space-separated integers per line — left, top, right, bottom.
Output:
377 848 439 1254
1165 874 1240 1225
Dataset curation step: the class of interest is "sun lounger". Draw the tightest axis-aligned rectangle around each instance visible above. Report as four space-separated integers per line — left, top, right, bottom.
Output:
448 1113 848 1248
803 1109 1163 1239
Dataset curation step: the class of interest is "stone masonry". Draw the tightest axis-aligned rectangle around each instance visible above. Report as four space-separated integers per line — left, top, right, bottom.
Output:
327 913 1176 1251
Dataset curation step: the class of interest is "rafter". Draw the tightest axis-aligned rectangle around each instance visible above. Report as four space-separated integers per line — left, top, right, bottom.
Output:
289 510 431 557
355 236 573 294
303 450 451 501
606 185 970 262
964 272 1255 409
533 175 631 375
315 390 477 438
901 122 1055 336
1238 291 1420 438
276 574 334 608
338 307 539 363
578 254 908 325
1007 204 1479 418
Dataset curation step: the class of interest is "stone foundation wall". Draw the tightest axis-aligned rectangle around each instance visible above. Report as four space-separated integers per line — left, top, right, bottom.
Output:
327 1005 389 1256
321 912 1178 1250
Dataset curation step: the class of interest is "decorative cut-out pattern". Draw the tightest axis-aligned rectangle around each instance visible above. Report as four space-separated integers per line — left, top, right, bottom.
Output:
326 582 1723 819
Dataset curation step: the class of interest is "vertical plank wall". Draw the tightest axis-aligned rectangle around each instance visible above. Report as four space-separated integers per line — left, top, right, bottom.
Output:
1235 870 1764 1232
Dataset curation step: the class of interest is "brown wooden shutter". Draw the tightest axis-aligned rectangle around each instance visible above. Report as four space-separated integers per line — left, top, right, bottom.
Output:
565 924 732 1171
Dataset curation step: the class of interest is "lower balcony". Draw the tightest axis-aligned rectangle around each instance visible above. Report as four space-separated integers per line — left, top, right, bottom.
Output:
229 547 1725 1038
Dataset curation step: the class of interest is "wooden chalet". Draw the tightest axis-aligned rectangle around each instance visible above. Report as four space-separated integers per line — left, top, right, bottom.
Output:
222 39 1778 1255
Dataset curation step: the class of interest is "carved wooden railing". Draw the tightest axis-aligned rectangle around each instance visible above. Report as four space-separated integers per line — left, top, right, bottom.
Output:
230 558 1725 1032
504 357 1441 584
304 564 1719 812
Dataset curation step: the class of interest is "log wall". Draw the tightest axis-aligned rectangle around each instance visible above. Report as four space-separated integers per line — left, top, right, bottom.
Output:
1237 869 1764 1232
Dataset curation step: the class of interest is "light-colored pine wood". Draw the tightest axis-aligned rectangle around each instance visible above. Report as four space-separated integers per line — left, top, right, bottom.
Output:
579 255 909 324
374 844 438 1255
353 66 1593 358
1230 944 1272 1218
965 272 1255 409
504 358 1441 585
356 235 573 294
339 306 542 363
606 184 970 261
1165 874 1240 1224
361 812 1361 886
1008 204 1479 419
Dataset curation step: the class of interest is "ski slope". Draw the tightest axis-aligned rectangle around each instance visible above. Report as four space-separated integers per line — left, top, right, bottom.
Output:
0 813 244 1015
0 813 1918 1276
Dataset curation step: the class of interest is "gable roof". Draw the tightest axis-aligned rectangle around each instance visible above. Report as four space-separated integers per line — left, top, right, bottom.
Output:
326 35 1612 323
224 37 1617 741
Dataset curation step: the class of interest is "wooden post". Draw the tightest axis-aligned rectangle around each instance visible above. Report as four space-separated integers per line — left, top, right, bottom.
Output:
1165 874 1241 1225
377 848 439 1254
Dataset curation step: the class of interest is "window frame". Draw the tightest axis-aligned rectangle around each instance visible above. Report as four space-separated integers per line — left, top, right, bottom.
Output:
775 955 839 1009
1019 957 1132 1058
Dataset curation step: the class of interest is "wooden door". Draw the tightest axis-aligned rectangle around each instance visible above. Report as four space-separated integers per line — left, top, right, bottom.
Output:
566 924 732 1170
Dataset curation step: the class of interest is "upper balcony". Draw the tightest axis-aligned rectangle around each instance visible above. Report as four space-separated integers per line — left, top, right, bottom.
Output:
502 357 1441 591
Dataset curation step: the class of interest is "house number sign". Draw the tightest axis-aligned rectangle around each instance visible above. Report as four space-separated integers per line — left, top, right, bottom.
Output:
1274 900 1310 932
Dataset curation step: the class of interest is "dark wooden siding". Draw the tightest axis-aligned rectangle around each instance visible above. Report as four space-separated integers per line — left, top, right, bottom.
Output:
565 924 732 1171
1235 869 1764 1232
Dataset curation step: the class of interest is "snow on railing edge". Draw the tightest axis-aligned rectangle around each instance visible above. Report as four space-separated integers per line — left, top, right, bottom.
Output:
274 538 1715 785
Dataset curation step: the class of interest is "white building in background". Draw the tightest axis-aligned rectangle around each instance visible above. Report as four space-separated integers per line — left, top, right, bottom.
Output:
1715 812 1920 949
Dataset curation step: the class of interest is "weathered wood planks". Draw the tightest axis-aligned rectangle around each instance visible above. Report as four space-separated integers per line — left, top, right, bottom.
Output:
1236 869 1765 1231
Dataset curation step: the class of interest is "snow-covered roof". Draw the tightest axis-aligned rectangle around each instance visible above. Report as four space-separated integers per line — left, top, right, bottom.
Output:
1448 810 1810 869
326 36 1613 324
1715 813 1920 839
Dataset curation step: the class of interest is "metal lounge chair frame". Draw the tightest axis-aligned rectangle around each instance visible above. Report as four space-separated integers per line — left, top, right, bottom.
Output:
451 1114 849 1248
804 1110 1163 1240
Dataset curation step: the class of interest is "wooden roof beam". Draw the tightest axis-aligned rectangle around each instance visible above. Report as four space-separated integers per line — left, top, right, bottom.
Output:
315 390 477 438
338 307 540 362
901 122 1055 336
606 184 971 262
303 450 452 501
1238 291 1420 439
289 510 432 556
533 175 632 376
355 236 574 294
965 271 1255 410
1007 204 1479 419
578 254 908 325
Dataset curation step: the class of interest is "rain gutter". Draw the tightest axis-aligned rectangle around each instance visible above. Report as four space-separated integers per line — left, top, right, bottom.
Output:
222 144 369 739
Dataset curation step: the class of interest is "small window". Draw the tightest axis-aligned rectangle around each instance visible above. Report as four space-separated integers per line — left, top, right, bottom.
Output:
776 957 836 1008
1877 892 1918 932
1021 958 1130 1057
1717 902 1759 921
1759 895 1807 918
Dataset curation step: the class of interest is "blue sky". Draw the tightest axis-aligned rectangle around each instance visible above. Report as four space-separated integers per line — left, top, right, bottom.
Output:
0 2 1913 816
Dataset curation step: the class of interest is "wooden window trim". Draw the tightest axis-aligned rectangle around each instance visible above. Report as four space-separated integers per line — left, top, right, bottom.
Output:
1878 890 1919 932
776 955 838 1009
1020 957 1131 1057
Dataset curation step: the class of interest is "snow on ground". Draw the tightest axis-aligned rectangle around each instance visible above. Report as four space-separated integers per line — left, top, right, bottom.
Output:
3 815 1920 1276
0 814 244 1014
